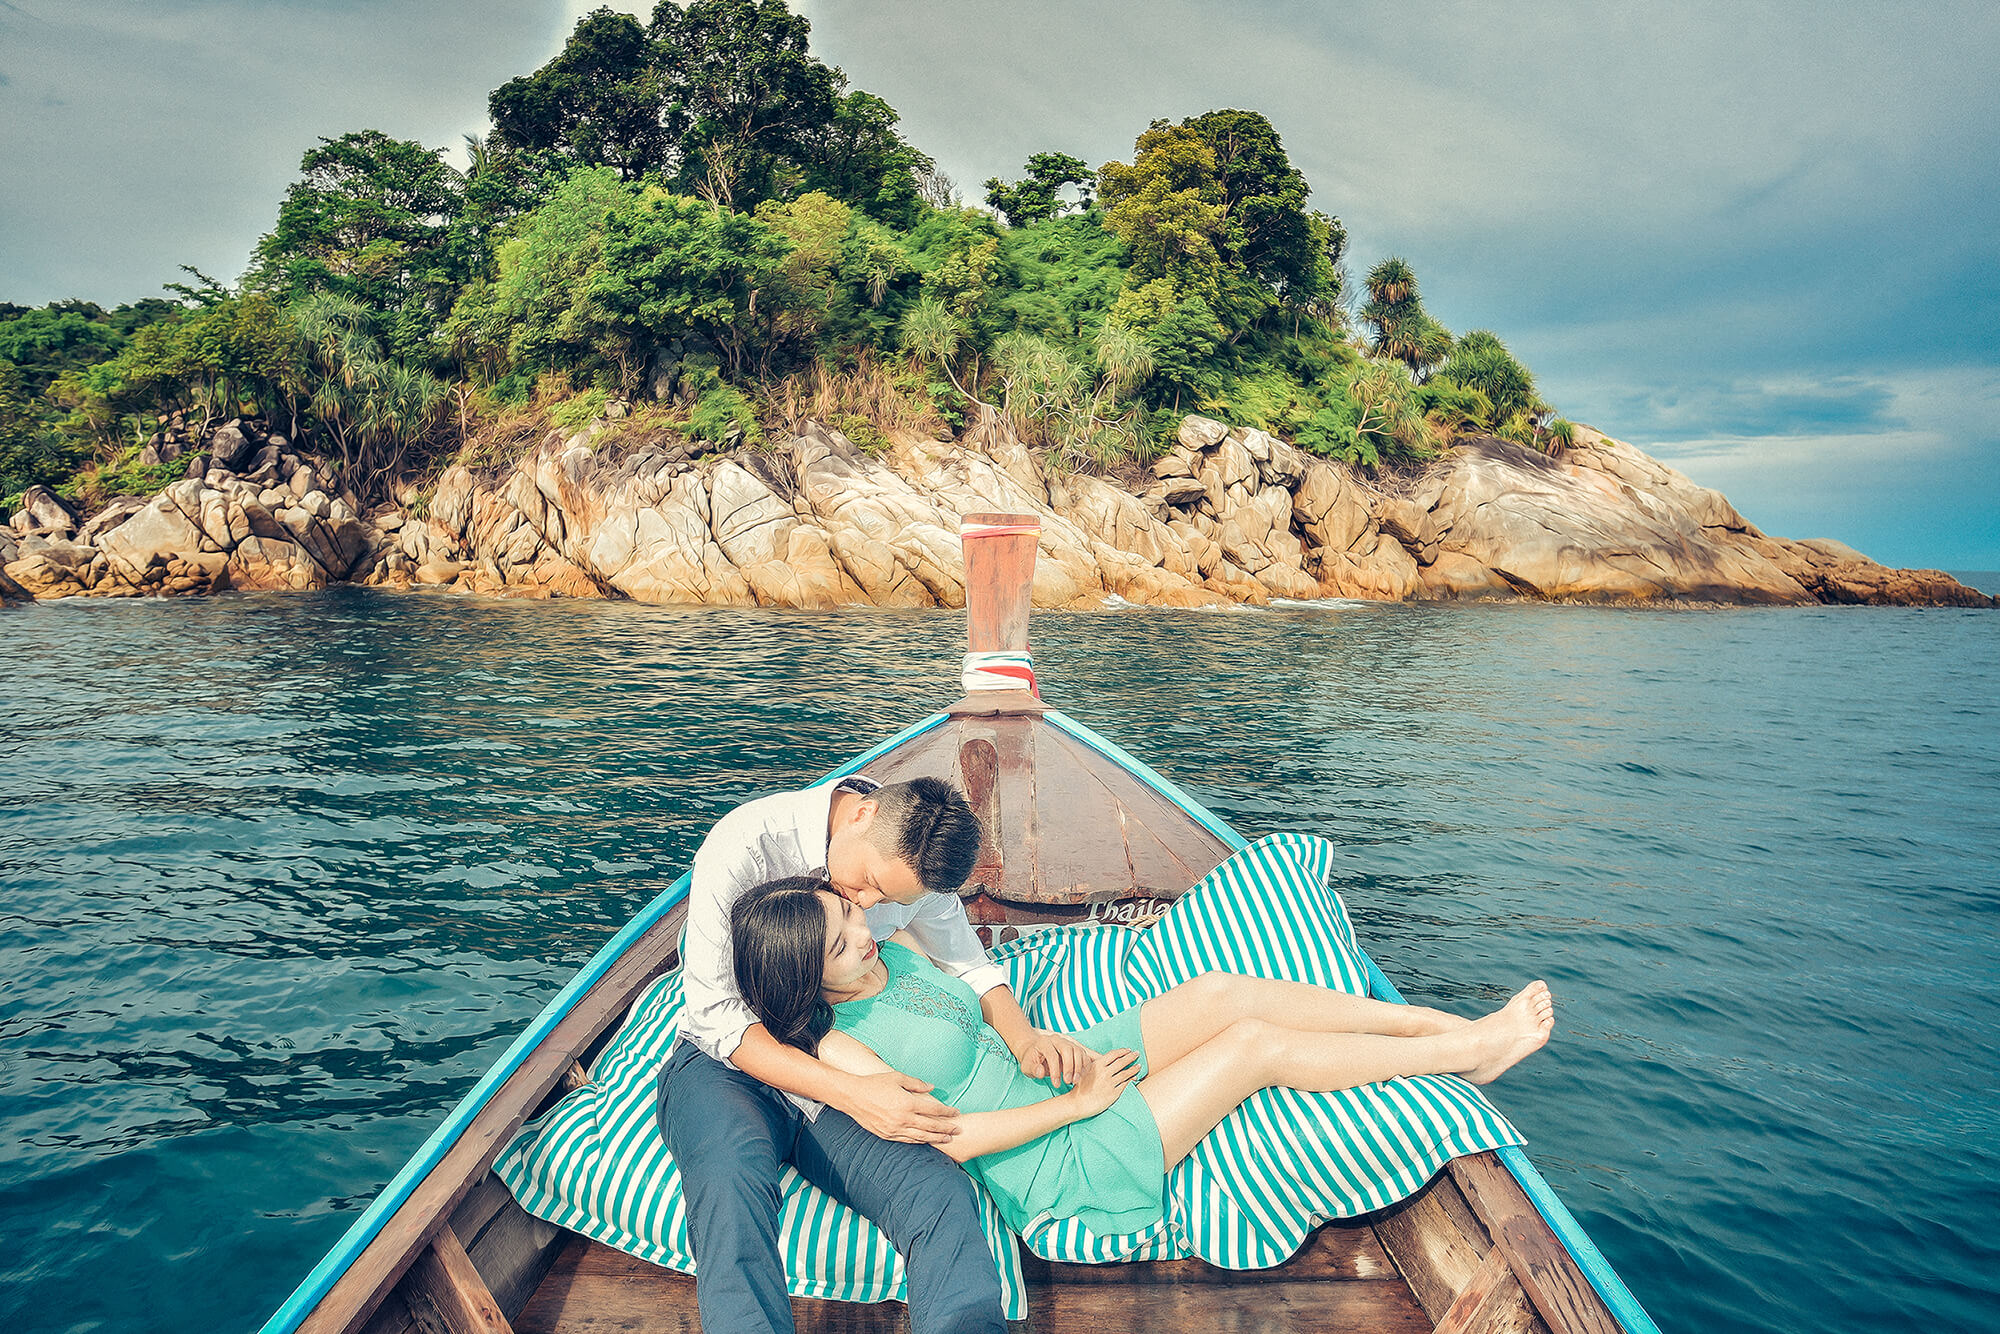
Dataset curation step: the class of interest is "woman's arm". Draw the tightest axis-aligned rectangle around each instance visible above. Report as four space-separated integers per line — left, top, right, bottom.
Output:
943 1048 1141 1163
935 1085 1101 1164
979 986 1093 1087
819 1034 1142 1163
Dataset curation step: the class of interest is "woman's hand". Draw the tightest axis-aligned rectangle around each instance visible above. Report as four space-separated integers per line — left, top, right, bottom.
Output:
1065 1048 1140 1118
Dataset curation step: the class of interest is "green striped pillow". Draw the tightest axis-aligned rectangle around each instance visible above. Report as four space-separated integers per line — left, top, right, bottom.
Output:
493 968 1031 1316
494 832 1522 1311
994 832 1523 1267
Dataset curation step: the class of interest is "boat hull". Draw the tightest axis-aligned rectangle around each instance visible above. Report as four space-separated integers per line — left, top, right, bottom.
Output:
264 705 1656 1334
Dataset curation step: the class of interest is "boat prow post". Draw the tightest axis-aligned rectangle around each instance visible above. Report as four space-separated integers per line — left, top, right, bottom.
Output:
949 512 1046 717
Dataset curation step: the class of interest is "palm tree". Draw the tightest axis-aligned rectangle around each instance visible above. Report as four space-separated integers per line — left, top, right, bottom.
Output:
1365 257 1416 307
898 297 974 404
1360 257 1451 379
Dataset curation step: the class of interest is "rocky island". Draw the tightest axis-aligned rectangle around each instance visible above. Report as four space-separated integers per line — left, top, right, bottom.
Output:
4 7 1990 616
4 409 1989 610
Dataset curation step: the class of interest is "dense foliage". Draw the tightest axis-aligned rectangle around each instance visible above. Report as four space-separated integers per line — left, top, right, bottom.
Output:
2 0 1570 514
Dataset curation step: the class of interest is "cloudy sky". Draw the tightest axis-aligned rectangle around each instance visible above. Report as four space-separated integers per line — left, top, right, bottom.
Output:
3 0 1994 567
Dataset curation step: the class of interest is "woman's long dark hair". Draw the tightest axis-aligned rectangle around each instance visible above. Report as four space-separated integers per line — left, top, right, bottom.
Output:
731 877 838 1055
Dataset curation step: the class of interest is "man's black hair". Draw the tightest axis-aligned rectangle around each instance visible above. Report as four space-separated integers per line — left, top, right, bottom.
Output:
867 776 982 892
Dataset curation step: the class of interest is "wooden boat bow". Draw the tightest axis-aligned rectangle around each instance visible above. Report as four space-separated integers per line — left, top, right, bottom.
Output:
260 513 1658 1334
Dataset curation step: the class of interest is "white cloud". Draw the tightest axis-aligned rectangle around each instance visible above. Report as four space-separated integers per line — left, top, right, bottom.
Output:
3 0 1995 562
1605 368 2000 562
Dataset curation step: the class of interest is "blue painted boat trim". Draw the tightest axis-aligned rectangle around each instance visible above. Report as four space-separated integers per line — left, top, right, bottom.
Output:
259 713 950 1334
1496 1145 1660 1334
1043 707 1660 1334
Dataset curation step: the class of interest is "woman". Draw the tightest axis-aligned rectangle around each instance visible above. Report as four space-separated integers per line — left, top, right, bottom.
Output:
730 876 1555 1239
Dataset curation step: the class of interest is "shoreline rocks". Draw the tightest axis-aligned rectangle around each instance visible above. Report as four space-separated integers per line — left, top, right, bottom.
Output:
2 419 379 601
5 413 1993 611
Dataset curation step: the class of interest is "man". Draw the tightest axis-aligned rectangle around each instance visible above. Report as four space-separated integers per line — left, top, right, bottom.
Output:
659 773 1092 1334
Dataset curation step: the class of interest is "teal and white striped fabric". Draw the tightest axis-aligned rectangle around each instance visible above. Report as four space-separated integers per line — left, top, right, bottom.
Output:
994 831 1523 1267
493 832 1521 1314
492 967 1031 1315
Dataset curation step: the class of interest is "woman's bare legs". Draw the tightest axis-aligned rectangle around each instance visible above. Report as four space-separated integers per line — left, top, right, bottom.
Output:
1136 982 1555 1168
1137 971 1470 1071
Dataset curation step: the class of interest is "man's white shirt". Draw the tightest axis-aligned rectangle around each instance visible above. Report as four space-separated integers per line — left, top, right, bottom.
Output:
677 776 1007 1116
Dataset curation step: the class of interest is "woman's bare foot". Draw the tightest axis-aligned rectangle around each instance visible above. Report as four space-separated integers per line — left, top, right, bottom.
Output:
1461 982 1554 1084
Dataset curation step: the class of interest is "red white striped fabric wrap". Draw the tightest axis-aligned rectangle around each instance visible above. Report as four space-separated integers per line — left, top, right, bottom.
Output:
961 649 1037 694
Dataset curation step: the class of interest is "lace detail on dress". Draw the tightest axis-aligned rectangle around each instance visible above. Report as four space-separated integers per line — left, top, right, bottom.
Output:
881 967 1011 1060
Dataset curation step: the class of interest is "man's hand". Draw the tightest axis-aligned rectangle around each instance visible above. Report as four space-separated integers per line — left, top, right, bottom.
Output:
839 1070 963 1144
1013 1029 1096 1088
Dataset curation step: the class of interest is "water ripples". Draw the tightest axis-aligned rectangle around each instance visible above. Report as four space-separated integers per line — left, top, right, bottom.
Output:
2 592 1996 1333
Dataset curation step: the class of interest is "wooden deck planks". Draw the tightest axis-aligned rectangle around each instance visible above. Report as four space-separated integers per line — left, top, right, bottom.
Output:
517 1233 1433 1334
1036 725 1229 895
1372 1176 1495 1322
987 719 1042 903
1025 1280 1432 1333
402 1229 514 1334
454 1175 567 1322
861 713 1231 910
1024 724 1133 904
1450 1157 1621 1334
1433 1246 1539 1334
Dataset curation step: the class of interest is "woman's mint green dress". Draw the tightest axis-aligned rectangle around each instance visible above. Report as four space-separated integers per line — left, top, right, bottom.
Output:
832 942 1165 1236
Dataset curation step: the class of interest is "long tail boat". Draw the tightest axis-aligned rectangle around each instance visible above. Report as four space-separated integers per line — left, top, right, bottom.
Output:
260 513 1661 1334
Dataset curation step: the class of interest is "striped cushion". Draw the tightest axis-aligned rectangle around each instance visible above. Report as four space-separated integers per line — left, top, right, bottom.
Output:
493 833 1521 1313
492 969 1032 1316
995 832 1523 1267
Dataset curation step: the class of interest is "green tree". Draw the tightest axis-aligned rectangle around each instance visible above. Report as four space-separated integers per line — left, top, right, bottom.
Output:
46 293 299 444
898 296 974 405
1097 122 1228 308
989 213 1129 351
590 186 794 380
107 298 182 337
488 1 911 220
799 90 933 226
983 152 1096 227
249 130 464 357
292 292 446 490
0 360 85 499
753 190 854 351
1543 418 1577 457
905 207 1001 321
1280 210 1348 333
0 306 124 395
1360 257 1451 378
653 0 839 208
488 9 674 180
1346 360 1435 462
1430 329 1538 429
1129 288 1227 407
987 323 1153 468
1181 109 1314 295
1099 110 1336 341
461 166 636 385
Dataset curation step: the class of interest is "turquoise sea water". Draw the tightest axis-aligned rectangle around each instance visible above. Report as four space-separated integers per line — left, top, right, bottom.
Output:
3 591 1997 1334
1949 570 2000 595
